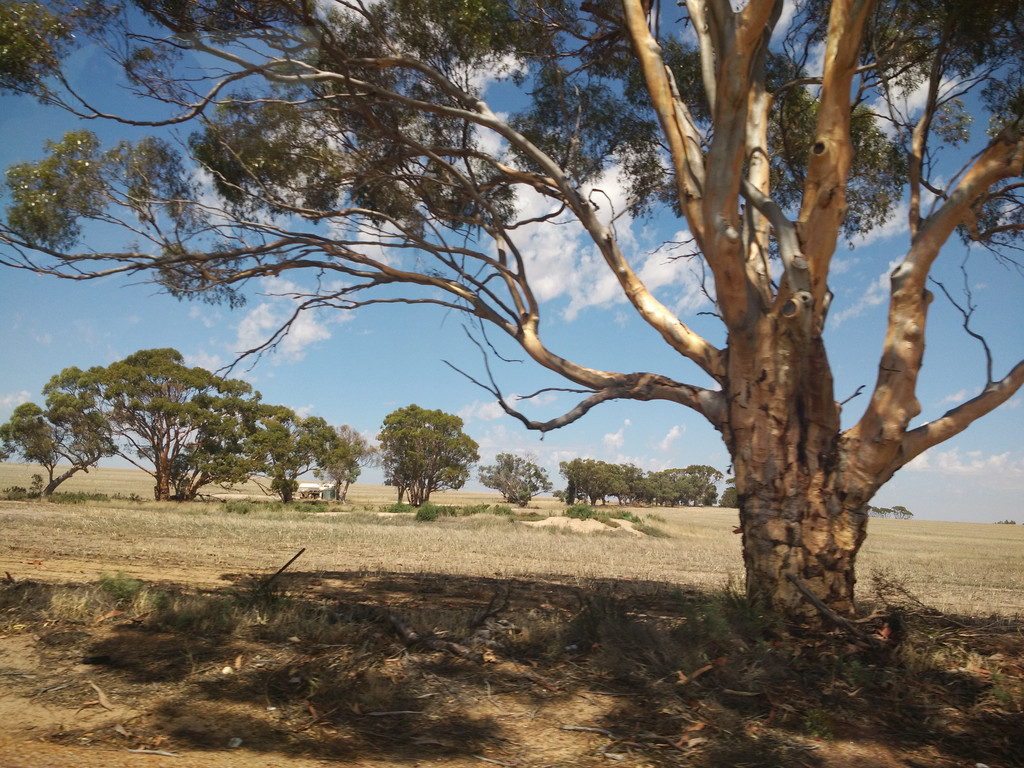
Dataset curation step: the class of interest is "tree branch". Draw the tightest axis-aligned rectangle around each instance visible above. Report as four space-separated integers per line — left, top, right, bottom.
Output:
893 358 1024 474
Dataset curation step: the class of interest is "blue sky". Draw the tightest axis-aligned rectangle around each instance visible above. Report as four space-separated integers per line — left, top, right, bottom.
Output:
1 21 1023 522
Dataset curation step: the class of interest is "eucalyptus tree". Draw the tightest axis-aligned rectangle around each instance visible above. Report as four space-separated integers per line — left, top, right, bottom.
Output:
245 406 336 502
0 367 114 495
314 424 374 502
478 452 552 506
378 405 479 506
87 348 261 500
1 0 1023 622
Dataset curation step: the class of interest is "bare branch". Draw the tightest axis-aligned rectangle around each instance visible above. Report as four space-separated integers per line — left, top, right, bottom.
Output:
446 329 725 433
893 358 1024 474
929 260 994 386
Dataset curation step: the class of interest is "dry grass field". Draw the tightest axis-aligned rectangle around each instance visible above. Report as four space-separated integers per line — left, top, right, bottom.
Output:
1 463 1021 615
1 462 1023 767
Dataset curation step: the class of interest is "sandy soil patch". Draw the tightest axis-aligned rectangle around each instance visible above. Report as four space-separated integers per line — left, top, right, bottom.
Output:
521 515 645 536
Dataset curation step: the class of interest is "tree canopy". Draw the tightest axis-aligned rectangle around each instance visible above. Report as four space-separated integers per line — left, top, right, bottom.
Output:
379 404 479 506
0 390 113 495
245 406 336 502
314 424 375 503
478 452 552 506
78 348 262 500
1 0 1022 622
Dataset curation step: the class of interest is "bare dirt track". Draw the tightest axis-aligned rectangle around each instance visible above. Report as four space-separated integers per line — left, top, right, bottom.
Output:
2 499 1023 768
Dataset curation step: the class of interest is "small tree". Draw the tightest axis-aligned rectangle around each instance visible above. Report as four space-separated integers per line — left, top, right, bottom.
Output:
684 465 724 506
478 453 552 507
314 425 374 502
378 405 479 506
0 391 112 495
246 406 336 502
891 505 913 520
720 479 739 509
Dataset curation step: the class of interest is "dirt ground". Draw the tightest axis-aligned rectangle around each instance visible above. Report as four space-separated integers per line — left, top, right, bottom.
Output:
2 502 1022 768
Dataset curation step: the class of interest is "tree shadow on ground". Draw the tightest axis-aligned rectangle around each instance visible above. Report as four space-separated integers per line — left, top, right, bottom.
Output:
5 571 1022 766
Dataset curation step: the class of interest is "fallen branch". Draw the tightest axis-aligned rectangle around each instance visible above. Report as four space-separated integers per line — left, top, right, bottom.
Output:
89 680 115 710
384 609 483 661
785 574 886 651
247 547 306 603
468 585 511 631
561 725 615 737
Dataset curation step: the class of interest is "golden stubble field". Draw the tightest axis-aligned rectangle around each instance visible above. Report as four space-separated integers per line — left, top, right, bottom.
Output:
1 462 1021 615
2 462 1023 768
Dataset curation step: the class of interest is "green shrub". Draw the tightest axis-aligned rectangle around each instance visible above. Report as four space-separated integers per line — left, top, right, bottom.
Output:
414 502 458 521
1 486 30 500
50 491 111 504
112 492 145 502
98 572 144 601
492 505 514 517
632 521 670 538
609 509 642 523
565 503 595 520
461 503 492 515
224 499 292 514
382 502 415 514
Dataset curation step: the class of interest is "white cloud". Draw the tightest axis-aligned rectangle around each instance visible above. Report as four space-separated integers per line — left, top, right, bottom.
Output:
905 446 1024 477
829 258 900 328
0 390 33 418
509 164 711 323
657 424 684 452
185 349 226 373
189 305 220 329
458 398 507 423
849 203 910 248
935 387 980 408
905 452 930 471
603 419 631 452
234 277 349 363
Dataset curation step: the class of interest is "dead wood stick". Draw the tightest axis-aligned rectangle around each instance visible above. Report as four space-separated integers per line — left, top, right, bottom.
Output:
366 710 423 716
88 680 114 710
473 756 516 767
468 585 511 630
785 574 884 650
384 609 483 661
123 749 183 757
262 547 306 589
292 704 342 732
561 725 615 737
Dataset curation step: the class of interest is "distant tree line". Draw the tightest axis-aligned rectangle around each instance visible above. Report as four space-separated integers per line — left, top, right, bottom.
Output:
3 349 740 510
556 459 725 507
0 348 373 502
867 505 914 519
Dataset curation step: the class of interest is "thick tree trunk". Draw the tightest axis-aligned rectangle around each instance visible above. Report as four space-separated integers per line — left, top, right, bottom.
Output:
736 470 868 622
42 465 80 496
724 316 873 623
154 472 171 500
153 449 172 501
